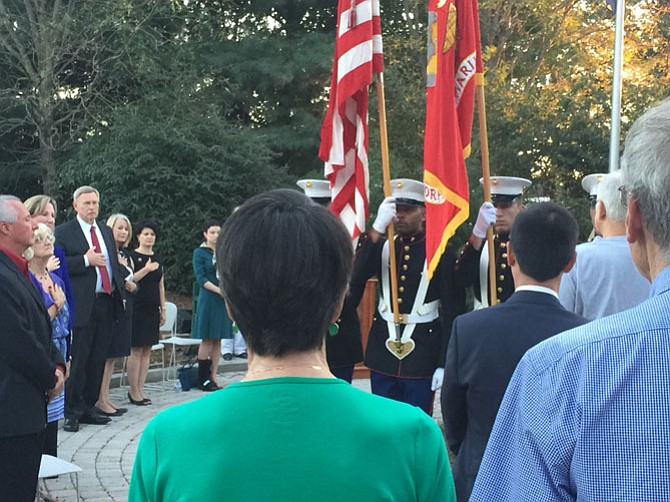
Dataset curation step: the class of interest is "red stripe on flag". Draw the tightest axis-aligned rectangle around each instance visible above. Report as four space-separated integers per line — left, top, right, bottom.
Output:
319 0 383 240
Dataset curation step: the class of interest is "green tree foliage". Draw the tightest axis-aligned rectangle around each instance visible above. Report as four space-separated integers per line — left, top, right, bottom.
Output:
56 89 286 294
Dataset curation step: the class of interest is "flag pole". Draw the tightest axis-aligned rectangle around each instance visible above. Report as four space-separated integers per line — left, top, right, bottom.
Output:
475 81 498 306
375 73 401 325
609 0 625 173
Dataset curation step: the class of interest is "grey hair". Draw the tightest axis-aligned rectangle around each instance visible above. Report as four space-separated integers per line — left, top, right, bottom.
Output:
73 185 100 201
34 222 54 242
0 195 21 223
596 171 626 222
621 97 670 256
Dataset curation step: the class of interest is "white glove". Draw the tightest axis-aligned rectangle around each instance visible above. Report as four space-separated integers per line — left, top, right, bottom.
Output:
473 202 496 239
431 367 444 391
372 196 397 233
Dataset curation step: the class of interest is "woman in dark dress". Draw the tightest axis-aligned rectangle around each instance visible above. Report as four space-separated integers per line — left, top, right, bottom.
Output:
127 219 165 405
192 220 233 391
94 214 137 416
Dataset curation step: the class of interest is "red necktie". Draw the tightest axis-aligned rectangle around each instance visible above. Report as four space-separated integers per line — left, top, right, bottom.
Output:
90 225 112 294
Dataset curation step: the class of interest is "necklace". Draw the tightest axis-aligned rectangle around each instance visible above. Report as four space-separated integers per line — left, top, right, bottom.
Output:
30 267 50 283
247 363 327 377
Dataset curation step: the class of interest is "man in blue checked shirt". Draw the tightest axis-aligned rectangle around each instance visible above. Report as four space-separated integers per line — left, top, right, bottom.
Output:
471 97 670 501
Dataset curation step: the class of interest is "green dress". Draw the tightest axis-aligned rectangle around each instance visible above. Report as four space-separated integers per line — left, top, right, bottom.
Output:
129 377 456 501
191 246 232 340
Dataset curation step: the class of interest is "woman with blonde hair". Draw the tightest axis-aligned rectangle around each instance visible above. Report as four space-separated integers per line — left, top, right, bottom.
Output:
94 214 137 416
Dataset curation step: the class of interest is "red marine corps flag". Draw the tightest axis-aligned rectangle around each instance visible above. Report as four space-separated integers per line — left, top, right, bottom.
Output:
319 0 383 240
424 0 483 278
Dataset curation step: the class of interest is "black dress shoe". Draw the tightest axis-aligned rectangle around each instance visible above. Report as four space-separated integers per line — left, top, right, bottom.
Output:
79 412 111 425
63 418 79 432
223 353 233 361
128 392 150 406
235 352 248 359
94 406 127 417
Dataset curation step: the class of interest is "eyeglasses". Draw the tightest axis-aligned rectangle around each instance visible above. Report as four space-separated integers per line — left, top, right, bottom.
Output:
618 185 631 208
33 234 55 244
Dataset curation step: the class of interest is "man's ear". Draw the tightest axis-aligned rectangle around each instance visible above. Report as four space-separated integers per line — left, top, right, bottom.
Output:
506 241 516 267
625 197 644 245
595 200 606 222
563 252 577 274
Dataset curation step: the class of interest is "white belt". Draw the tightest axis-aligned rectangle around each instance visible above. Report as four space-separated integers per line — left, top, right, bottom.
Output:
377 299 440 324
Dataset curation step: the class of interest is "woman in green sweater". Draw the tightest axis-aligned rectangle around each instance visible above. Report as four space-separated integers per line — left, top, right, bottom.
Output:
129 189 456 502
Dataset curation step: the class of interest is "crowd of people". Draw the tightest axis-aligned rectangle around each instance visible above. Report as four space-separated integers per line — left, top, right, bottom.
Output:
1 97 669 501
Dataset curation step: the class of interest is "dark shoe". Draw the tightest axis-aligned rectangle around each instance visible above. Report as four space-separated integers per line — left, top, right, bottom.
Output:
235 352 248 359
94 406 127 417
128 392 150 406
63 418 79 432
142 397 152 405
222 353 233 361
80 412 111 425
201 379 218 392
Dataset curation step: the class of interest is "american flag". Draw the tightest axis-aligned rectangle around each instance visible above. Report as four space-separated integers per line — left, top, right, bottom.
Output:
319 0 383 240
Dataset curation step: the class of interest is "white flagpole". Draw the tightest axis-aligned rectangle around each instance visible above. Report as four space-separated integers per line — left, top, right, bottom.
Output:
609 0 625 172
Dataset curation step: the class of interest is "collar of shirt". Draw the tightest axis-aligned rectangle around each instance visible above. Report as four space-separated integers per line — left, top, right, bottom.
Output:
650 264 670 298
515 284 559 299
76 214 97 235
0 246 30 280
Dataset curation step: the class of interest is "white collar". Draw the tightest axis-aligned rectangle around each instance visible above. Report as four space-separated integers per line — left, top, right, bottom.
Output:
515 285 559 299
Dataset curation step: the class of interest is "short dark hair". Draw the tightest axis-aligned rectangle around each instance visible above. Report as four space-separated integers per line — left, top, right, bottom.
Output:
509 202 578 282
135 218 160 239
200 219 221 240
216 189 353 357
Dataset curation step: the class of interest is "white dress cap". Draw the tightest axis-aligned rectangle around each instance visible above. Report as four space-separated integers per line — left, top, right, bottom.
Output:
297 179 331 199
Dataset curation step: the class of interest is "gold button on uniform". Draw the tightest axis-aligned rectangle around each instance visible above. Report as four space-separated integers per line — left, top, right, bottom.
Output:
499 275 505 281
501 263 507 269
399 286 405 292
497 287 503 293
404 245 410 251
403 265 408 271
500 242 506 248
502 253 508 259
404 255 410 260
397 298 403 304
400 275 406 281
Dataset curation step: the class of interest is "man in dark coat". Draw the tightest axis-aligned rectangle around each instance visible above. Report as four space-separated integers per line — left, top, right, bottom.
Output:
0 195 65 501
353 179 466 414
55 186 126 432
455 176 531 307
442 202 587 501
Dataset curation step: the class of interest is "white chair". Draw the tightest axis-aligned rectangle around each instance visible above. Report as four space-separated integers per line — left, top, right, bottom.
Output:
160 301 201 380
38 454 82 501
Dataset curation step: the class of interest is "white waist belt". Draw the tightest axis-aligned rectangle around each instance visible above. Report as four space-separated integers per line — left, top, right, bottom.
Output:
377 300 440 324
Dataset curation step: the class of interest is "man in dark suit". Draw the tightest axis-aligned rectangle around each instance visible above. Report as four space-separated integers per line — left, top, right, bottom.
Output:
55 186 125 432
0 195 65 501
442 202 587 501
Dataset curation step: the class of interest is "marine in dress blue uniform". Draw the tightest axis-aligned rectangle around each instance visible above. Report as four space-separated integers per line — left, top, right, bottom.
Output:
352 179 465 414
455 176 531 308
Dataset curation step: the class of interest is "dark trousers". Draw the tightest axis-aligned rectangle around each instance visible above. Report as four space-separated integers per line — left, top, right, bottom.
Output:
66 294 114 419
43 420 59 457
370 371 434 415
0 430 45 502
330 365 355 383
